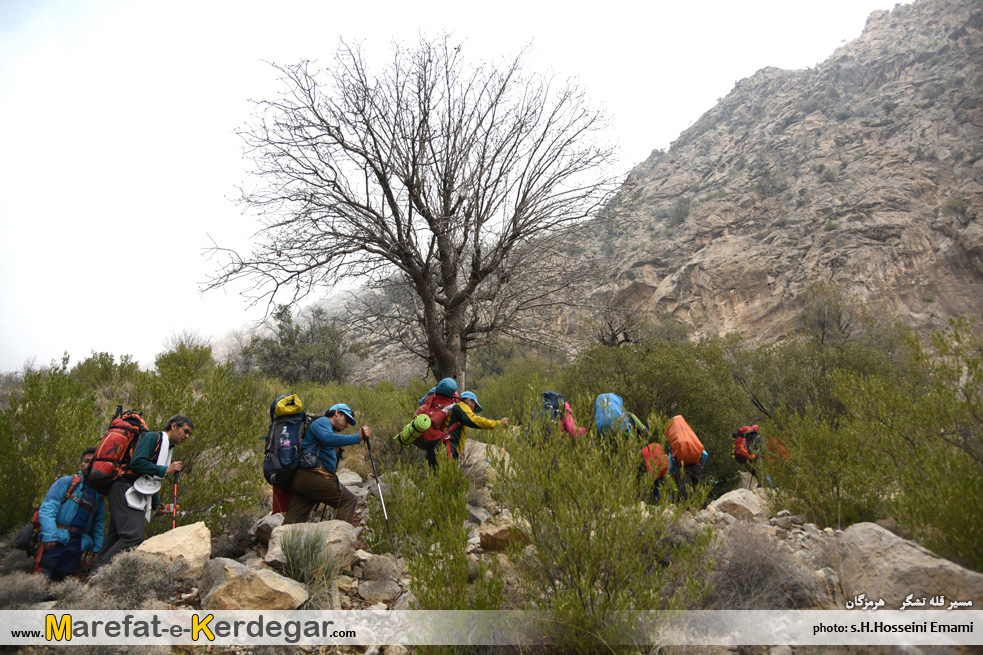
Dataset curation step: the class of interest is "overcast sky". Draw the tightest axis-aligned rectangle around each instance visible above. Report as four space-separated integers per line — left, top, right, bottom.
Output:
0 0 907 373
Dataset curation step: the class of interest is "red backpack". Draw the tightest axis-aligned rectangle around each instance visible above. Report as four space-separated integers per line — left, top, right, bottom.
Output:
641 443 669 479
86 406 149 494
413 392 462 446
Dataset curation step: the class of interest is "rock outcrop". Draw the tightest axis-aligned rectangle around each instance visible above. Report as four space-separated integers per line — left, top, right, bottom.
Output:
836 522 983 607
596 0 982 342
137 521 211 577
199 557 308 610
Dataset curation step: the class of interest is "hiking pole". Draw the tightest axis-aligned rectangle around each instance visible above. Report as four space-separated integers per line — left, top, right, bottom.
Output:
364 429 397 555
171 471 179 530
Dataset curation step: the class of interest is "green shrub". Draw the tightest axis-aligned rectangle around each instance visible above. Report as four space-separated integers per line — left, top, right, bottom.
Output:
764 405 886 528
0 356 104 534
497 423 715 651
364 455 502 612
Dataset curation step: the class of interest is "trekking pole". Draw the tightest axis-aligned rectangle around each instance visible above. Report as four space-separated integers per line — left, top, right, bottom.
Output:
364 429 397 555
172 471 179 530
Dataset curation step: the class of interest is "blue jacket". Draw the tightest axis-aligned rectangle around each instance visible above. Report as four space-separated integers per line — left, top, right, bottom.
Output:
302 417 362 473
38 472 106 553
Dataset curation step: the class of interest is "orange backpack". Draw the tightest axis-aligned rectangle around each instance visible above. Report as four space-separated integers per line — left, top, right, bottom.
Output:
664 415 704 466
86 407 149 494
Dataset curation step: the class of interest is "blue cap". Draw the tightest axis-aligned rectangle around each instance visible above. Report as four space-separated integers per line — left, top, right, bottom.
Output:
328 403 357 426
460 391 482 413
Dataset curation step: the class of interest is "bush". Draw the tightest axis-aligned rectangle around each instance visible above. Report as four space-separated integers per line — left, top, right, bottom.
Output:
211 510 259 560
364 454 502 612
82 550 196 609
0 356 104 534
765 405 886 528
703 524 823 609
497 423 715 652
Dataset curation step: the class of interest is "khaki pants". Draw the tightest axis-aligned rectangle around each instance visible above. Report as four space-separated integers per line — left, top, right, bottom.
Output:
285 467 356 525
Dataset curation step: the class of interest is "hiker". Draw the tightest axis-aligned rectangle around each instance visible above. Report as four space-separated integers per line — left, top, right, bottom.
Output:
442 391 509 464
32 448 105 581
639 442 671 504
733 424 767 487
92 414 193 571
284 403 371 526
664 415 707 499
594 393 648 447
531 391 586 439
735 425 787 488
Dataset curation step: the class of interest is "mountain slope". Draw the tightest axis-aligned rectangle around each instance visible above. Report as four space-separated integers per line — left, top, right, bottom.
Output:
599 0 983 340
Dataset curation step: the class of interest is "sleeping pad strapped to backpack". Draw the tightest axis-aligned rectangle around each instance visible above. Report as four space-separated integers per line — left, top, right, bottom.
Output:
409 378 462 452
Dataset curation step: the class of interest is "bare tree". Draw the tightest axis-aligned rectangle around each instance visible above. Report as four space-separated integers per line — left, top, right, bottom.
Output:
205 35 619 386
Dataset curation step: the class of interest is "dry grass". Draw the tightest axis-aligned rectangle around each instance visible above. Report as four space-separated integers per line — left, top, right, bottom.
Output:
701 523 824 610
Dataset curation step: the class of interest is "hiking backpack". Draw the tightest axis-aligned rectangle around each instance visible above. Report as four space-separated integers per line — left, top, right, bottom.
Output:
263 394 309 487
732 425 758 464
15 474 95 556
410 378 461 447
641 443 670 479
594 393 627 437
538 392 565 421
85 406 149 495
664 415 705 466
526 391 566 439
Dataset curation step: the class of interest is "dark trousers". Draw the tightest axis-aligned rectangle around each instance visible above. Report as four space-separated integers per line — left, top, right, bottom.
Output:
40 535 83 581
285 467 356 525
92 478 146 571
419 438 453 471
675 463 704 499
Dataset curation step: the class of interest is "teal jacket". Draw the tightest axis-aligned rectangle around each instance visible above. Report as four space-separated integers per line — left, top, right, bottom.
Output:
128 431 171 478
302 417 362 473
38 472 105 553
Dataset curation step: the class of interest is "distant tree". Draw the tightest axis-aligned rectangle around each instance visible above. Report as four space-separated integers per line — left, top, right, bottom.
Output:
155 331 215 379
797 282 855 348
244 305 365 385
70 352 141 399
206 34 618 387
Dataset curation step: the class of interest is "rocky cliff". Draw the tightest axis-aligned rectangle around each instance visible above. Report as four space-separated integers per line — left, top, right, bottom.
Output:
597 0 983 341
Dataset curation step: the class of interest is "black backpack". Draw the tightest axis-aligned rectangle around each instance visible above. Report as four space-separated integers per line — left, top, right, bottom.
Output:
526 391 566 440
262 395 309 487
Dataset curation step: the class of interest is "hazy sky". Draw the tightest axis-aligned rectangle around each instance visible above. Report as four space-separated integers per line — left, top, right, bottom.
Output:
0 0 907 373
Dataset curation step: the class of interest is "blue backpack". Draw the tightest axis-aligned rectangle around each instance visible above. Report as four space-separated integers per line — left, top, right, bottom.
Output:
595 393 627 436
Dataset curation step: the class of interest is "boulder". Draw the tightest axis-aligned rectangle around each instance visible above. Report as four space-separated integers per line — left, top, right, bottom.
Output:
479 516 530 551
837 522 983 608
707 489 767 521
265 521 358 571
363 554 399 581
250 512 283 545
467 504 492 525
199 557 308 610
137 521 211 576
357 579 402 604
461 439 511 482
337 469 363 487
